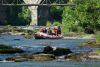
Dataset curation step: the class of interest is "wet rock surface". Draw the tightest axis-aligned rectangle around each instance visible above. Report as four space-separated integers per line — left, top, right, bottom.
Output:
6 54 55 62
5 46 73 62
65 52 100 61
43 46 73 56
0 44 24 54
80 40 100 48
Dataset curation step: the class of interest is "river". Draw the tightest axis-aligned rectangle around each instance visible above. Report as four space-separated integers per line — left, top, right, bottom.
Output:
0 34 100 67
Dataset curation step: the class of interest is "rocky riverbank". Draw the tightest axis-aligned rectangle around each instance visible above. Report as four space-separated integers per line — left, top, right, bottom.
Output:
80 40 100 48
2 46 100 62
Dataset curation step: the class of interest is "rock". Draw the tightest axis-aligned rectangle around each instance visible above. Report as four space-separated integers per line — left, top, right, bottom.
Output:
88 52 100 59
14 39 20 40
43 46 72 56
6 56 28 62
65 52 100 61
0 44 24 54
31 54 55 61
24 33 33 39
43 46 53 54
80 40 100 48
52 48 73 56
6 54 55 62
65 53 84 61
84 26 95 34
86 40 96 44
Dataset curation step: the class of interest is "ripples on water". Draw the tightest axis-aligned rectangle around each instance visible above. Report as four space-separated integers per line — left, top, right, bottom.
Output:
0 35 99 67
0 61 100 67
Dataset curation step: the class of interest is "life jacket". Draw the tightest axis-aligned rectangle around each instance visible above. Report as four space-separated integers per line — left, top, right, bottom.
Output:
54 28 58 36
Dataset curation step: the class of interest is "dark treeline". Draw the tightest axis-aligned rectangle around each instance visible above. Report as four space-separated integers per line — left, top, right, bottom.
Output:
0 0 31 26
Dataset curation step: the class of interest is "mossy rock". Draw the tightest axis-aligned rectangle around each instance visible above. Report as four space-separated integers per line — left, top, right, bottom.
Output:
80 40 100 48
24 33 33 39
6 54 55 62
31 54 55 61
0 44 24 54
65 53 84 61
6 56 28 62
65 52 100 61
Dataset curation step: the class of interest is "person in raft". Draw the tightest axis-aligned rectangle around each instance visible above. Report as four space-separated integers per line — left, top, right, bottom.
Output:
39 27 47 33
46 27 52 35
53 26 62 36
58 26 61 35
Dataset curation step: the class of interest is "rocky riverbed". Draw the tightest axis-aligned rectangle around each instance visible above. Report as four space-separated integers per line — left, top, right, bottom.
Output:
0 45 99 62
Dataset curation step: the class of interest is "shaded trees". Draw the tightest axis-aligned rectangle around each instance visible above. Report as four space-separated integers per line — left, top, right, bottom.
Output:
49 0 69 22
62 0 100 32
5 0 31 26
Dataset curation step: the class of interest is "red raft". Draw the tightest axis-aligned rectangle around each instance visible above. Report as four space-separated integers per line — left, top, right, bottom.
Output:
33 32 63 39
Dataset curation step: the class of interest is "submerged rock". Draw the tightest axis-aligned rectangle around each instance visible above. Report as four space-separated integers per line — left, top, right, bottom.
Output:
14 39 20 40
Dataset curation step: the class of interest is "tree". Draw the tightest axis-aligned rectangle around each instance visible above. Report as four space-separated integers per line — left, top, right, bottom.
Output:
18 6 31 25
49 0 69 22
62 0 100 32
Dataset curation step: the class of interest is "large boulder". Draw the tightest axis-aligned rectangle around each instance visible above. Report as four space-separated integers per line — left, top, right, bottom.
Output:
52 48 73 56
43 46 73 56
43 46 53 54
84 26 95 34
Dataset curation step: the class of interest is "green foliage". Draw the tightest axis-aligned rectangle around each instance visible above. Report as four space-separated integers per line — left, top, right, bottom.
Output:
50 6 64 22
46 21 52 26
46 21 61 26
53 21 62 26
95 49 100 53
62 0 100 32
18 6 31 25
96 33 100 41
49 0 69 22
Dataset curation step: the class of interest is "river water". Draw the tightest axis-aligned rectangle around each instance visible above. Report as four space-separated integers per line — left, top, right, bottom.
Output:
0 35 100 67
